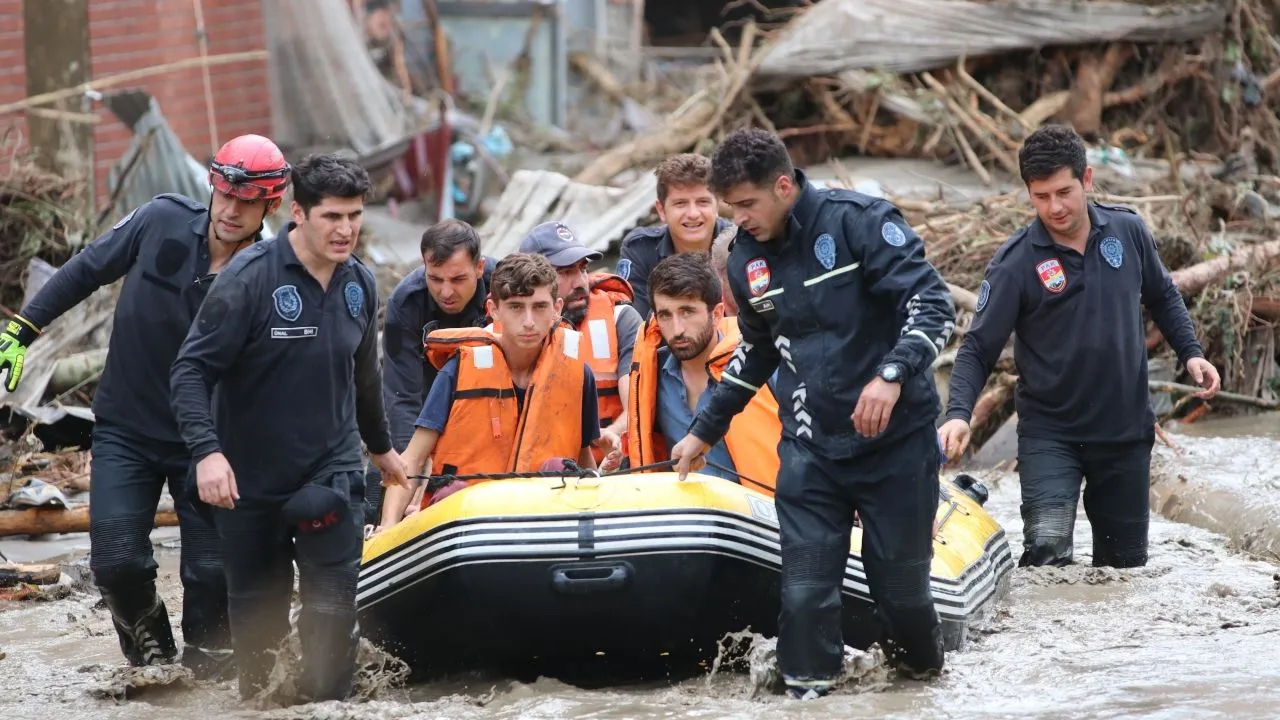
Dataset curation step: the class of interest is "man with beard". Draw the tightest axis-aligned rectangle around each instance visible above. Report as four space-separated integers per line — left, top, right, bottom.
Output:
520 222 639 459
619 153 729 318
171 153 409 701
0 134 288 678
627 252 780 487
939 124 1220 569
367 219 496 524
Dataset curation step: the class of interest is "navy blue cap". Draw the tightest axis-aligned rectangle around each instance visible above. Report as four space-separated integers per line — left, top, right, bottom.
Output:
518 221 602 267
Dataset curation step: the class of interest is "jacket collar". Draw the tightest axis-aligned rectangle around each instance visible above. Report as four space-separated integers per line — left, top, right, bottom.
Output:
1029 202 1111 248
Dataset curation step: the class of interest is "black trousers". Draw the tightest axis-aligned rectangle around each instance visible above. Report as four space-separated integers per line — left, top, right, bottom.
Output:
214 470 364 702
1016 434 1155 568
88 421 229 667
774 423 943 689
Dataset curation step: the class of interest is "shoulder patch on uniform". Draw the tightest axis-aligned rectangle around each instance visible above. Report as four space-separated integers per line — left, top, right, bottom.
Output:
975 280 991 312
273 284 303 322
881 221 907 247
1100 236 1124 269
616 258 632 280
154 193 207 213
344 281 364 318
112 208 138 230
814 233 836 270
1036 259 1067 294
746 257 771 297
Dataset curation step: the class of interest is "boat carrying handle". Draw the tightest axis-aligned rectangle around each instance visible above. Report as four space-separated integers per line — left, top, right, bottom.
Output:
550 561 633 594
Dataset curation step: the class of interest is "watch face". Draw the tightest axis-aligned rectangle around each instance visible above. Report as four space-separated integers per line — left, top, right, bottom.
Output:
882 364 901 381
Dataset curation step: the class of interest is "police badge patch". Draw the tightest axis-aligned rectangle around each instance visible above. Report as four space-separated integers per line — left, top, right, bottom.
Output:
273 285 302 322
616 258 632 280
1100 236 1124 269
746 257 771 297
881 221 907 247
344 281 363 318
976 280 991 312
814 233 836 270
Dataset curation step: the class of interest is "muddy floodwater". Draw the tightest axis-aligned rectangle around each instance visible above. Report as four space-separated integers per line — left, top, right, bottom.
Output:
3 421 1279 720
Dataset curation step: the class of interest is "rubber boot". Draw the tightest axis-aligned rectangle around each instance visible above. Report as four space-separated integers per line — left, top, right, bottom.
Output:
879 602 945 679
297 611 360 703
1018 503 1077 567
181 645 235 682
1091 517 1149 568
98 583 179 666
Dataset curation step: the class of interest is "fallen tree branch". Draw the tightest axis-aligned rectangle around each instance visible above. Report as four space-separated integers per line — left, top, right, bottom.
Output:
1169 238 1280 296
1148 380 1279 409
0 563 60 587
971 373 1017 434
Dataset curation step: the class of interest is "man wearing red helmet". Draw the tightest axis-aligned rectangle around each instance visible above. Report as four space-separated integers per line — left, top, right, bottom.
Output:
0 133 289 678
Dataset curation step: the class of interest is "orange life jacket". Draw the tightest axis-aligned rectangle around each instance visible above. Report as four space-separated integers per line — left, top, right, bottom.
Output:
627 315 781 495
423 325 586 485
581 272 633 427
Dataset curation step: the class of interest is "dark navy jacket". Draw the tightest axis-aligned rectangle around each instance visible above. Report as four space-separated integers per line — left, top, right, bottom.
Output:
689 171 956 460
170 225 392 499
947 202 1204 442
21 193 225 445
380 258 496 451
618 217 730 318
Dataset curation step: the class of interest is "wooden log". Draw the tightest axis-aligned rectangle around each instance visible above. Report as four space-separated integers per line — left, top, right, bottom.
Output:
948 282 978 312
0 563 61 587
971 373 1017 433
1169 239 1280 297
0 506 177 538
1059 44 1132 138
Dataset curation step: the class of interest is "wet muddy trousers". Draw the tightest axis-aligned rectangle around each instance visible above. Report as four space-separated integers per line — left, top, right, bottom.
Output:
774 426 944 692
214 471 364 702
1016 435 1155 568
88 422 230 675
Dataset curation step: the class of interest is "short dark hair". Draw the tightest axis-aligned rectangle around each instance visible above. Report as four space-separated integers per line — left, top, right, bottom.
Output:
420 219 482 264
490 253 558 302
655 153 711 203
1018 124 1087 185
649 251 722 312
709 128 794 195
291 153 371 214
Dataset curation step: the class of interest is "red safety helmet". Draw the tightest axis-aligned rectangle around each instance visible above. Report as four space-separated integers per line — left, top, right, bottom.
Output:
208 134 291 201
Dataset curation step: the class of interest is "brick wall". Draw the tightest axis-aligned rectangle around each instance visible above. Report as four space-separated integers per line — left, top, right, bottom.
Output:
0 0 270 200
0 0 26 157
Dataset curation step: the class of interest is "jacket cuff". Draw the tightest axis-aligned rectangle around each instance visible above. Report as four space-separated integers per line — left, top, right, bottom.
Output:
189 439 221 463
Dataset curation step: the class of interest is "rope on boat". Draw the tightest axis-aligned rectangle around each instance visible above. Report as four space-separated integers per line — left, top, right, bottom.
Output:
410 458 772 495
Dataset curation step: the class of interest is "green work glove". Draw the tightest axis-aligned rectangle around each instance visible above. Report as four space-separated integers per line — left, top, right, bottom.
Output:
0 315 41 393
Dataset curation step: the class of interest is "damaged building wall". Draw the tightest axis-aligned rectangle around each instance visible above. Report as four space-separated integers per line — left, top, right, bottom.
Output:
0 0 271 203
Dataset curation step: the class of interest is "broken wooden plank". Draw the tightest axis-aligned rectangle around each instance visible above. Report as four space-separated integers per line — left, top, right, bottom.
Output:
0 563 61 587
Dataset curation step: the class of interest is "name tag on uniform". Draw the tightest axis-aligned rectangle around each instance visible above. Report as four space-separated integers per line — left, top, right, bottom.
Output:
748 297 775 313
271 326 319 340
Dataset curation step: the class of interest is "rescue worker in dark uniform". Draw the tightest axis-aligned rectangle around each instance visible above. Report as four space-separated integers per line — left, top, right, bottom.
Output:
939 124 1220 569
618 153 729 318
366 218 496 525
170 153 410 702
667 128 957 696
0 134 289 678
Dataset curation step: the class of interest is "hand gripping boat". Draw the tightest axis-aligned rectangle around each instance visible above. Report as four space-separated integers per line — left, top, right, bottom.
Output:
357 471 1014 675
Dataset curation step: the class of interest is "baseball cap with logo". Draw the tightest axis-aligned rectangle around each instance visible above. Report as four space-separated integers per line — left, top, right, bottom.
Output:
518 221 603 268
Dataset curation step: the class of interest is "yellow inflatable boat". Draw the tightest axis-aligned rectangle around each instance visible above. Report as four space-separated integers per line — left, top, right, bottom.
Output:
358 472 1013 675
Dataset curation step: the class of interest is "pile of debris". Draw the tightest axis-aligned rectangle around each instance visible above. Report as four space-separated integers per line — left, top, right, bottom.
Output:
0 147 87 314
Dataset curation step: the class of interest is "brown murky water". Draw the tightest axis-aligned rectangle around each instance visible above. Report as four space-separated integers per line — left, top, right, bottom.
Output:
4 422 1280 720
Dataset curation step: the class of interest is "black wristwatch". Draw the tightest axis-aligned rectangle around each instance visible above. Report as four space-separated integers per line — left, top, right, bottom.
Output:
877 362 905 384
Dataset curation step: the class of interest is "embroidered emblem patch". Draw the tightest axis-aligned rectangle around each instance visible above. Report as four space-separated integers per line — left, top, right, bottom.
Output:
1100 236 1124 269
881 221 907 247
344 281 363 318
272 284 302 322
976 280 991 312
746 257 771 297
1036 259 1067 294
616 258 632 280
555 223 574 242
814 233 836 270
